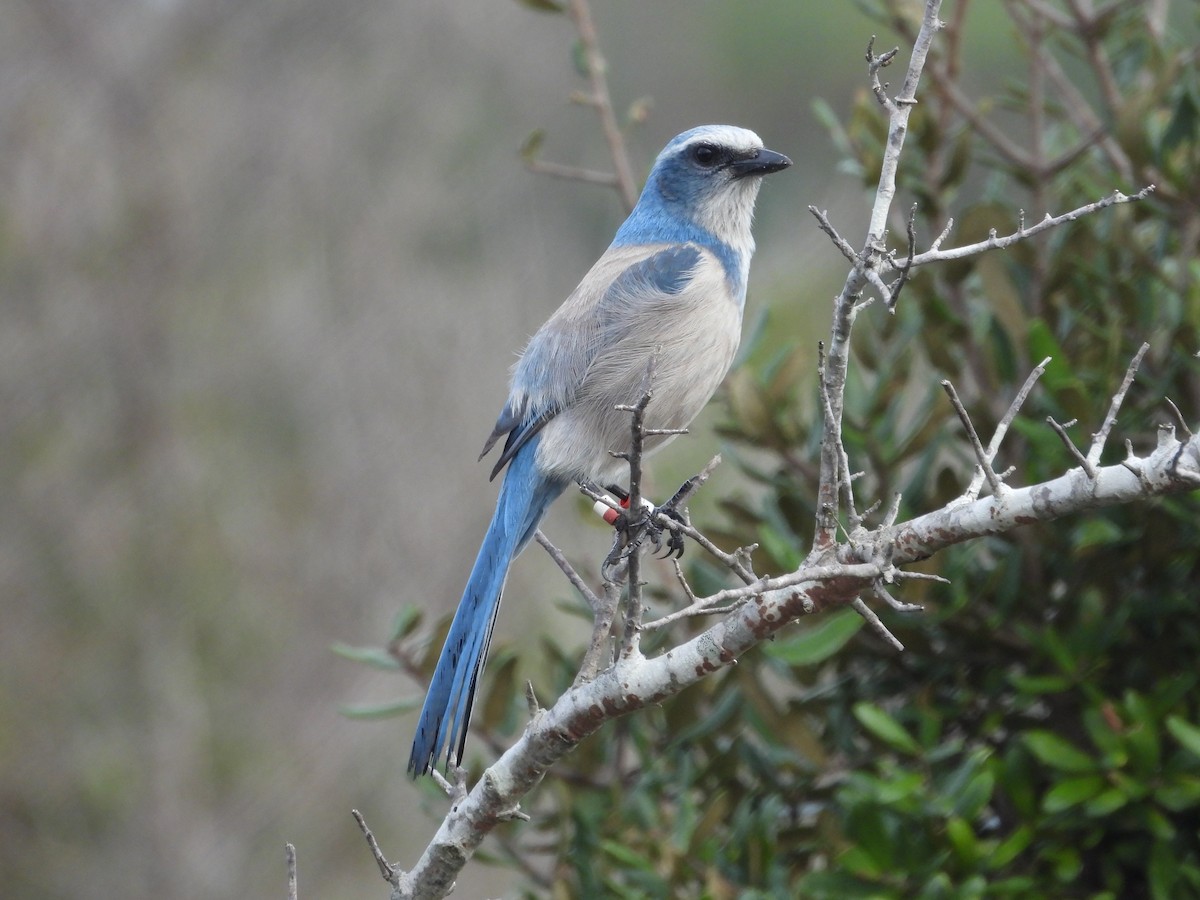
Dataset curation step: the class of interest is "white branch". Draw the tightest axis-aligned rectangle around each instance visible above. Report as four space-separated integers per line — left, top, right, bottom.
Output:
393 428 1199 896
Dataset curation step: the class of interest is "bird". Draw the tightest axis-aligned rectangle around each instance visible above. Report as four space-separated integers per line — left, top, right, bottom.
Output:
408 124 791 777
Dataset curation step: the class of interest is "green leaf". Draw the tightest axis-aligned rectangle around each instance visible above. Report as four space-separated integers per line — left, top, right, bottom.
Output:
1166 716 1200 759
600 838 655 871
1120 692 1161 775
1084 788 1128 816
625 96 654 126
387 605 423 641
1043 775 1106 813
1051 846 1083 883
799 871 884 898
330 642 400 670
767 608 863 666
1072 517 1124 551
1083 704 1128 764
1155 775 1200 811
1009 674 1073 695
989 825 1033 869
953 769 996 820
338 697 420 719
1022 731 1097 773
839 845 885 878
945 816 979 864
1160 79 1199 155
514 0 565 12
570 39 587 78
1026 320 1066 390
853 702 922 755
519 129 546 163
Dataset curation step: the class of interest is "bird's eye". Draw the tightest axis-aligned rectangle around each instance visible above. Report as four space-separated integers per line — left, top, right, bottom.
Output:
692 144 718 167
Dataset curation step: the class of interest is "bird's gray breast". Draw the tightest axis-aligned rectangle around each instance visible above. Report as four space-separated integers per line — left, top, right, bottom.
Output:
534 250 742 482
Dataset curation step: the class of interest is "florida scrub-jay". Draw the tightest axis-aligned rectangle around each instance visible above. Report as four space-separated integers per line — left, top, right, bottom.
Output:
408 125 791 776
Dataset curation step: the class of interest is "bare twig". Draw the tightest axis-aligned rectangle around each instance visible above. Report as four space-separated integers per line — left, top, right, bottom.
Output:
896 188 1155 271
866 35 902 110
964 356 1052 500
286 843 298 900
821 344 861 527
616 362 657 655
851 597 905 651
566 0 639 211
525 680 541 718
890 569 951 585
523 158 622 188
643 596 750 631
1046 417 1097 479
873 581 924 613
430 766 469 805
1164 397 1194 440
668 518 757 584
941 379 1005 496
1088 342 1150 466
808 206 858 262
881 491 903 527
535 529 601 613
577 579 620 683
352 809 398 886
887 203 919 310
670 558 697 603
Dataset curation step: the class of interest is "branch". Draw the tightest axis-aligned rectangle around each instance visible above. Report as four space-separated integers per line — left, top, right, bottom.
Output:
894 187 1155 271
352 809 398 889
286 843 298 900
391 423 1200 896
962 356 1051 501
519 0 642 209
565 0 639 211
1088 341 1150 467
813 0 945 550
884 429 1200 565
942 378 1005 496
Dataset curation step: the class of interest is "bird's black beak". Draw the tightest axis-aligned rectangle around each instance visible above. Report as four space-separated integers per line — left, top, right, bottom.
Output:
728 147 792 179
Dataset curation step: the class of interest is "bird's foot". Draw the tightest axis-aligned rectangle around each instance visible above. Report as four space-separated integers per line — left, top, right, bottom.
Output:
598 484 687 579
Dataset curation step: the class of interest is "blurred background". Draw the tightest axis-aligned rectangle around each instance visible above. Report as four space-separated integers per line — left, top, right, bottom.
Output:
1 0 1170 896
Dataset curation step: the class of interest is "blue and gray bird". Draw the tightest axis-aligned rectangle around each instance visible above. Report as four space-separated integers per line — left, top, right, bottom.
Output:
408 125 790 777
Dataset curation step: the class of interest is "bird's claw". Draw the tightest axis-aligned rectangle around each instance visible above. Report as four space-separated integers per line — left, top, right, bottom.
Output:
599 483 687 578
651 507 687 559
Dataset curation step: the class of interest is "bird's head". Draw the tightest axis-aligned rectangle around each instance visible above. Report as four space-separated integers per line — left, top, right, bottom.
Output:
618 125 791 271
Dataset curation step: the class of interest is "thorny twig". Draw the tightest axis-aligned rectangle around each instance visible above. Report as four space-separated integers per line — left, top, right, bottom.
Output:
535 530 602 613
352 809 398 887
896 187 1155 272
1088 341 1150 467
1046 416 1097 479
962 357 1052 501
942 379 1004 496
609 361 658 655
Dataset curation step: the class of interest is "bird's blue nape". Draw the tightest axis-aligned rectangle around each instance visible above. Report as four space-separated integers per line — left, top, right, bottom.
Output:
612 212 744 299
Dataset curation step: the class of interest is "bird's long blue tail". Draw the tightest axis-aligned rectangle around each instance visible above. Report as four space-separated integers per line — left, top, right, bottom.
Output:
408 438 567 777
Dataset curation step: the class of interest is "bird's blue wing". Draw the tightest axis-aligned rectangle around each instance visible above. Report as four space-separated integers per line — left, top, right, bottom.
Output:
605 244 699 298
481 404 556 481
480 244 702 479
